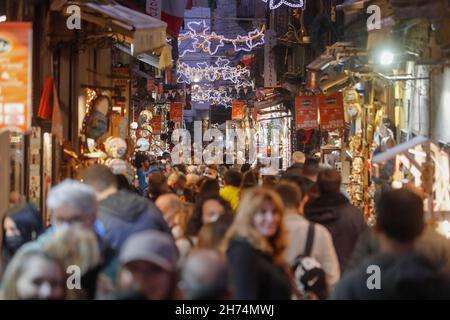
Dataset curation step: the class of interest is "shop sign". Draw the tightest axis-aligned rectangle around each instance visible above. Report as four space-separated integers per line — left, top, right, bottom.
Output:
0 23 32 133
295 95 318 130
319 92 345 131
151 115 162 135
170 102 184 128
232 101 245 120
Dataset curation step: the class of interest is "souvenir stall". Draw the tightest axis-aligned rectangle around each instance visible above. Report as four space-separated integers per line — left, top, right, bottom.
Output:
253 90 292 172
372 136 450 235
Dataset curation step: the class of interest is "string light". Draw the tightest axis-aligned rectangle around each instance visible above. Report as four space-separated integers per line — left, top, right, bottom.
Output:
178 20 265 57
261 0 304 9
191 86 233 106
177 57 252 87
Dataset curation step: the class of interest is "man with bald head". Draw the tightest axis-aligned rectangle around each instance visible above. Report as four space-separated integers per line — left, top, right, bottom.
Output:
180 249 230 300
155 193 183 228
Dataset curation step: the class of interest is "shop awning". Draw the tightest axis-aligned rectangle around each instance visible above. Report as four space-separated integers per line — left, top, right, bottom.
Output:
54 1 167 57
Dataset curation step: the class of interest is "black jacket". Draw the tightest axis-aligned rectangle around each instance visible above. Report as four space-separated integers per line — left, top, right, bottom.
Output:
304 193 367 273
332 252 450 300
99 190 171 251
226 238 292 300
284 163 304 178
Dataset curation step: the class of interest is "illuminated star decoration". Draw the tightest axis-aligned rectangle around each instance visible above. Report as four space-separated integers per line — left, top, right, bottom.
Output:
192 86 233 106
176 58 252 88
178 21 265 57
191 84 254 107
261 0 304 9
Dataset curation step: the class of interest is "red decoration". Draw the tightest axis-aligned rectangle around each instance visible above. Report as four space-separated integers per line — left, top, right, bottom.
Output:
232 101 245 120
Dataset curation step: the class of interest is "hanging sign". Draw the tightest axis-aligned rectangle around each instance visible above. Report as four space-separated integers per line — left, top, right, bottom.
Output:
319 92 345 131
232 100 245 120
295 95 318 130
0 22 32 133
170 102 184 128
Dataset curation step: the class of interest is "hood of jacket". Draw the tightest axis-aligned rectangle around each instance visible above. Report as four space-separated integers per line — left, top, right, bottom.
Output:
304 193 350 224
99 190 149 222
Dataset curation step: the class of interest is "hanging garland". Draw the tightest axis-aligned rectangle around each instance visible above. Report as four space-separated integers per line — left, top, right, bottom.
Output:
178 20 265 56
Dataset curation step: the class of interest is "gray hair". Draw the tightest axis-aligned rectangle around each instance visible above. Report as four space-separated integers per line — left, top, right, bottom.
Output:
47 179 97 217
181 249 229 300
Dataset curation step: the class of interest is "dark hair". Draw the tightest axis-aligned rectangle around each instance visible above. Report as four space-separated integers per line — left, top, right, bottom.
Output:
174 164 187 175
376 189 424 243
82 164 118 192
148 172 171 199
134 152 148 168
207 164 218 172
281 175 311 199
115 174 134 192
262 175 277 188
197 213 235 250
274 182 303 209
303 157 320 176
223 170 242 187
199 179 220 200
186 196 232 237
317 169 341 195
240 163 251 173
240 170 258 190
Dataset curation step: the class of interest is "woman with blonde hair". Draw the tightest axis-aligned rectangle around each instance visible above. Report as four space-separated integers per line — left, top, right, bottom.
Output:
223 187 292 299
1 249 66 300
44 225 101 299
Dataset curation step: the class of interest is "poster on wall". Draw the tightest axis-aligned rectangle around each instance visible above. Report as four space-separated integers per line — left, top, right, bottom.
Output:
232 101 245 120
0 22 32 133
319 92 345 131
170 102 184 128
295 95 318 130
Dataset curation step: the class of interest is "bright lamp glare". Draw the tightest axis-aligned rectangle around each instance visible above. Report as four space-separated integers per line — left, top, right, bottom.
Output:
0 15 6 23
380 50 394 65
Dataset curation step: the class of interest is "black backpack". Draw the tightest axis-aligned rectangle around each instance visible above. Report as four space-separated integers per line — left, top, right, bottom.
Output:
292 223 328 299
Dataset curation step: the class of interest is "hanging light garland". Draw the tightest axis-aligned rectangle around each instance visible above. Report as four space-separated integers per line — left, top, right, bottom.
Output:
177 57 252 87
191 86 233 106
261 0 304 9
178 20 266 57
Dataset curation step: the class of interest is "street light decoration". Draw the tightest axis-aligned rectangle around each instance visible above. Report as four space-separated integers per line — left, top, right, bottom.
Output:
261 0 304 10
177 57 252 88
178 20 265 57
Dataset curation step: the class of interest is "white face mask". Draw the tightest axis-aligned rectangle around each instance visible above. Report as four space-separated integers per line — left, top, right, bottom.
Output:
172 225 182 239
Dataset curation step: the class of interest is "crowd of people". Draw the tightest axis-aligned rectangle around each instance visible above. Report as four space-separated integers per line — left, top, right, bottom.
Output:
2 151 450 300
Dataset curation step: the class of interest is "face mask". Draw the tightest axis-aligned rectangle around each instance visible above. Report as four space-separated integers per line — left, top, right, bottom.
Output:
5 234 24 252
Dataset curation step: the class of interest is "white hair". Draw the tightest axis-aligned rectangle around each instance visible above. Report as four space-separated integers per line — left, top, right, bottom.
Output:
46 179 97 217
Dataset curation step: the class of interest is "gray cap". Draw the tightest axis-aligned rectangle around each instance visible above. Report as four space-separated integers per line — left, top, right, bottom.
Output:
119 231 179 272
